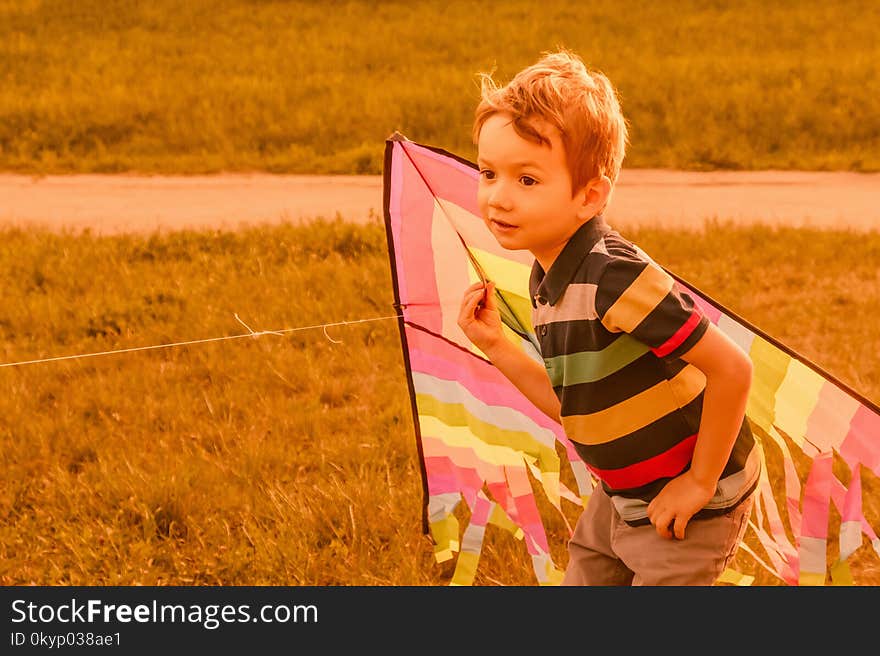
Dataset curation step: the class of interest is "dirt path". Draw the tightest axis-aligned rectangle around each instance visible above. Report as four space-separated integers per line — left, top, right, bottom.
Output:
1 170 877 235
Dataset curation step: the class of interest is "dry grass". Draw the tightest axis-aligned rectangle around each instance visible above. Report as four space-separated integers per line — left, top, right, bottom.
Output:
0 218 877 585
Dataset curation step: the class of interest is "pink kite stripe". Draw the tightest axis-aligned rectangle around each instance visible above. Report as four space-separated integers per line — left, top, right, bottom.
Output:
750 490 799 584
393 142 443 332
401 141 481 216
390 143 407 305
424 455 481 496
757 476 799 563
588 435 697 489
485 484 518 541
428 439 484 471
512 496 544 532
830 468 878 540
410 348 529 414
402 140 479 180
841 464 863 524
410 346 546 424
469 491 494 525
753 527 798 585
805 381 861 454
505 467 551 549
839 405 880 476
800 452 833 539
422 434 510 480
652 309 703 358
783 456 803 542
511 494 544 532
486 479 550 554
407 331 563 435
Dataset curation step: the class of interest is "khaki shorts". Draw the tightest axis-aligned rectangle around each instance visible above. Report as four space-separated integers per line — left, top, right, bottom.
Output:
563 484 754 586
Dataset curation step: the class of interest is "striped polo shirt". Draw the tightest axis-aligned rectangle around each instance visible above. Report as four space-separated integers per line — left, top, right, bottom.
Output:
529 216 759 526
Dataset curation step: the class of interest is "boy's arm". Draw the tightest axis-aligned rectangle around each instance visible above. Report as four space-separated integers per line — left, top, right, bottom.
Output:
645 323 753 540
458 282 561 422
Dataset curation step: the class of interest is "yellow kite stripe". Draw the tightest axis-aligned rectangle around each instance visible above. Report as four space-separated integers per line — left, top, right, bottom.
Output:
419 415 529 468
469 247 532 299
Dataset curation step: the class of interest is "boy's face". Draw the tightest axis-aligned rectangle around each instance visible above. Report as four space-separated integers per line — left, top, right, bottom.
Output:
477 112 591 271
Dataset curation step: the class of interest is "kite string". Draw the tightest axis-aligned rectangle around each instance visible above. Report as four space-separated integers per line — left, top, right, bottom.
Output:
0 304 453 369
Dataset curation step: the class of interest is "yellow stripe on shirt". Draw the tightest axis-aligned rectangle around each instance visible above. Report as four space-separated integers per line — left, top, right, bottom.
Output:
561 364 706 445
601 263 673 333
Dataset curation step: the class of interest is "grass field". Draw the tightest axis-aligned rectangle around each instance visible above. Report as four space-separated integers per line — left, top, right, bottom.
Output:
1 219 877 586
1 0 879 175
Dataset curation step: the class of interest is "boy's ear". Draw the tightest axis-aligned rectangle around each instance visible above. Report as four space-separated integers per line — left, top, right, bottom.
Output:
575 175 613 220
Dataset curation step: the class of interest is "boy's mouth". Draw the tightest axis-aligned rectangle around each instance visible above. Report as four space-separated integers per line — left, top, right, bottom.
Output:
490 218 518 230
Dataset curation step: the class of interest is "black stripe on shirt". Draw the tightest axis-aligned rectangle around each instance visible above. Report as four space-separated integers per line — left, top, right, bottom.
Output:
558 354 691 415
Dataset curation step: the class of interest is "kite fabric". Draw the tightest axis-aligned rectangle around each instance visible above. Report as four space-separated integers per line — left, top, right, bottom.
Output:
381 132 880 586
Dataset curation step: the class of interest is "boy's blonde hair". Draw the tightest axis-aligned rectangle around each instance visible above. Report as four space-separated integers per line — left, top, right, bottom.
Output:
473 49 629 195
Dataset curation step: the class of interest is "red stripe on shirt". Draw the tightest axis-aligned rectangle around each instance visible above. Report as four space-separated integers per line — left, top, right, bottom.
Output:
652 309 702 358
587 434 698 489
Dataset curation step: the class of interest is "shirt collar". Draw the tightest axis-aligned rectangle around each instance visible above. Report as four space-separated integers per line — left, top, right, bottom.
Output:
530 215 609 308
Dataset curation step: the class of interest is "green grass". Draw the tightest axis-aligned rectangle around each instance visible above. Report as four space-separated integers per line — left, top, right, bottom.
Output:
1 0 878 174
0 220 877 585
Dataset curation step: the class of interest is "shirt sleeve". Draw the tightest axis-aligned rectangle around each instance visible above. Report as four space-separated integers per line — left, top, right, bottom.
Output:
594 247 709 361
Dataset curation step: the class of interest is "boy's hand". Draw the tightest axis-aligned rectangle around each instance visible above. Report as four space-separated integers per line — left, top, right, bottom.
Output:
457 281 504 355
646 471 717 540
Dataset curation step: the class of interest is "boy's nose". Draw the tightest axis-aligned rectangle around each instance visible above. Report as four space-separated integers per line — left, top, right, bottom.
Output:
488 183 513 211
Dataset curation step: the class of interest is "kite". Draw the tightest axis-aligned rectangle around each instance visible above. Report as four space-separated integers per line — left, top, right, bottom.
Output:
381 132 880 586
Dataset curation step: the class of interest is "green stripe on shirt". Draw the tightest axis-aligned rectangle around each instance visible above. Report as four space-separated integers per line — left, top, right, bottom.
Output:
543 334 649 387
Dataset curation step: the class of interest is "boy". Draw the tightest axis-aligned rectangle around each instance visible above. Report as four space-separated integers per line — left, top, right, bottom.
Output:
457 50 761 586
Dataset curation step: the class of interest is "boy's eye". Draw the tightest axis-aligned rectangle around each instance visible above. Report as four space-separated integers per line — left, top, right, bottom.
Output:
520 176 537 186
479 169 495 180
